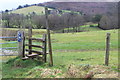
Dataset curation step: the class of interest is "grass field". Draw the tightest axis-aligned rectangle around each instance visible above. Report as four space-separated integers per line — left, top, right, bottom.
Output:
11 6 52 15
1 29 119 78
10 5 80 15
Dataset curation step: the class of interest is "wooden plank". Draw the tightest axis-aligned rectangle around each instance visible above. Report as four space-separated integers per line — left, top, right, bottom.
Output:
105 33 111 66
45 7 53 66
25 44 44 49
0 36 17 39
26 37 44 42
25 49 43 55
30 38 44 42
0 54 18 56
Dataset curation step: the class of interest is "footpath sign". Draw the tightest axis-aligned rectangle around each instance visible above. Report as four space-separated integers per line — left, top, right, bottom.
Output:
17 31 22 42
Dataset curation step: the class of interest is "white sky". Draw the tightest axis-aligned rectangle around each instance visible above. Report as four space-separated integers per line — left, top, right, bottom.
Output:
0 0 53 11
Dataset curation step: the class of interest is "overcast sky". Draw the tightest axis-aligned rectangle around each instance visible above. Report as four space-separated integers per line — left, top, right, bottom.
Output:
0 0 119 11
0 0 53 11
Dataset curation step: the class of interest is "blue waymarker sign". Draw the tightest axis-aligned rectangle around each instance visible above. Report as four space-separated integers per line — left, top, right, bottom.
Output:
17 32 22 42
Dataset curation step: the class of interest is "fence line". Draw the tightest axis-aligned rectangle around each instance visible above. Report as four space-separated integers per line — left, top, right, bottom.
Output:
0 36 17 39
0 36 18 50
0 54 18 56
0 42 17 44
54 44 117 46
0 47 18 49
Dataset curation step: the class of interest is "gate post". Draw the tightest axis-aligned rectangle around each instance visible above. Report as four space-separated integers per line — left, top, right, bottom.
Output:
105 33 111 66
42 34 47 62
28 26 32 54
45 7 53 66
17 31 25 57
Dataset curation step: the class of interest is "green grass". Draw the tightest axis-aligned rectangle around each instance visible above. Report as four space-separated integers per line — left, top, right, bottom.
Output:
58 24 101 32
1 29 119 78
52 50 118 69
51 30 118 51
11 6 45 15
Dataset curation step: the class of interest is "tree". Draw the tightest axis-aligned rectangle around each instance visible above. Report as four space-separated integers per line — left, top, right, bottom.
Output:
92 14 102 23
23 4 29 8
5 9 9 13
2 13 12 28
99 15 118 30
9 14 24 28
17 5 23 9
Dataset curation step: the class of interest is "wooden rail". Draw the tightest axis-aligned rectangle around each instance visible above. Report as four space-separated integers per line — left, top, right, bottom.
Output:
26 37 45 42
25 49 43 55
0 36 17 39
25 44 44 49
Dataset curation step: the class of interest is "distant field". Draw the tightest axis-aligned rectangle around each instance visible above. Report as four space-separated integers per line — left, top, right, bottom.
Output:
10 6 80 15
11 6 47 15
55 23 101 33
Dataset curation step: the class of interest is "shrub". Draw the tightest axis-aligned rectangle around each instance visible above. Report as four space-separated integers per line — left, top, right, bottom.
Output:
99 15 118 30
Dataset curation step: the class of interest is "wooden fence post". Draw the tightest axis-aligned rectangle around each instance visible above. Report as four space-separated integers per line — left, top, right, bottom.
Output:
105 33 111 66
18 31 25 57
45 7 53 66
28 26 32 54
43 34 47 62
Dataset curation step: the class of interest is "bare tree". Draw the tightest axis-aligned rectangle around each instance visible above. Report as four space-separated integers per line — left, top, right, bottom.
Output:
10 14 24 28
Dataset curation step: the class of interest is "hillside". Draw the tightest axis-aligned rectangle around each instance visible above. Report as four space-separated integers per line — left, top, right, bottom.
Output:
10 5 77 15
11 6 45 15
10 2 118 16
42 2 118 15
